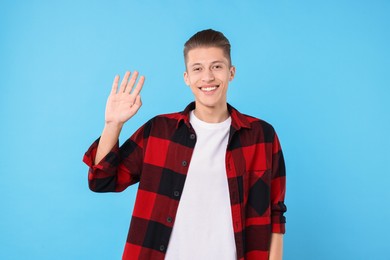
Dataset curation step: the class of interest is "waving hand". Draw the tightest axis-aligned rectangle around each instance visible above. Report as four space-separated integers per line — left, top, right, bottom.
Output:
105 71 145 126
94 71 145 164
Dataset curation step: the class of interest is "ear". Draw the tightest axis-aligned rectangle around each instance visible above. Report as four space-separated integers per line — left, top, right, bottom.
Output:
229 66 236 81
184 71 190 86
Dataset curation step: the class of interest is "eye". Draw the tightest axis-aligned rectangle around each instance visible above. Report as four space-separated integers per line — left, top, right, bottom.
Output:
193 67 202 72
212 64 223 70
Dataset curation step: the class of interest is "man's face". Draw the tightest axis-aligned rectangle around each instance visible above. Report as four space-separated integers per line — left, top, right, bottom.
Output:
184 47 235 112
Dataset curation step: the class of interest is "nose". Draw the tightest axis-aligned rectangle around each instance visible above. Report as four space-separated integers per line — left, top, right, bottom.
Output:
202 69 215 82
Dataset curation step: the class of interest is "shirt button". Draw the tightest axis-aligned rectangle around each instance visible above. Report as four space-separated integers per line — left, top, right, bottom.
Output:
182 160 187 167
190 134 196 140
173 191 180 197
167 217 172 223
159 245 165 251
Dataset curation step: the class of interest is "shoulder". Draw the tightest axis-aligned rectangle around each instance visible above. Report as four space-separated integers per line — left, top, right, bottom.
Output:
240 111 276 134
149 111 183 126
229 103 276 136
237 112 277 143
138 111 183 137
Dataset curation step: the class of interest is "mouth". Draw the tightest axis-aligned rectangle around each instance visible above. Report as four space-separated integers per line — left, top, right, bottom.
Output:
199 85 219 92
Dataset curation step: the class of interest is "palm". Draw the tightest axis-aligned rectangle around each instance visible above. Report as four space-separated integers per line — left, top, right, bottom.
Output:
105 71 145 125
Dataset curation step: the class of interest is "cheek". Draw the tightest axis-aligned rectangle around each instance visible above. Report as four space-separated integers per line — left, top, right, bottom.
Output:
220 73 232 83
188 76 201 86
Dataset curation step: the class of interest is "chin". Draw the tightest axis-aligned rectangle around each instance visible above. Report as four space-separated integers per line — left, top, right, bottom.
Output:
196 100 224 109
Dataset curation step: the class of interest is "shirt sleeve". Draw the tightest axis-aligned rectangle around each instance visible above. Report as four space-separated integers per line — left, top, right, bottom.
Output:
270 132 287 233
82 123 146 192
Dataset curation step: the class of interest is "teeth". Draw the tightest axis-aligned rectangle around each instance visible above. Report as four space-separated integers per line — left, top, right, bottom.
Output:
201 86 217 92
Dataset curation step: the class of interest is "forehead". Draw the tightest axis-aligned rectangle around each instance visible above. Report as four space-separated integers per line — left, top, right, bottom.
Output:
186 47 228 65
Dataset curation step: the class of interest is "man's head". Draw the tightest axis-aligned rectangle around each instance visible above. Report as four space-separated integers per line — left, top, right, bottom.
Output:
183 29 236 118
184 29 232 68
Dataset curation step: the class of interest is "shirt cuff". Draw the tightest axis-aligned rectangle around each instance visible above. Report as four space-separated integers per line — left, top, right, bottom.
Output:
83 137 120 174
271 222 286 234
271 201 287 234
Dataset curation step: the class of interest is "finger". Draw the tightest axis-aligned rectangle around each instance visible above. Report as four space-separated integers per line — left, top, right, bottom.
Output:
131 75 145 97
125 71 139 94
110 75 120 94
119 71 131 93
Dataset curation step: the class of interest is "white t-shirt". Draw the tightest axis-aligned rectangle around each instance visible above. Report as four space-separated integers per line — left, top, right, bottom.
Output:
165 110 236 260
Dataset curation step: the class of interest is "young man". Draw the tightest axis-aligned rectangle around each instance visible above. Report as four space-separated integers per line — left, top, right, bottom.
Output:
83 29 287 260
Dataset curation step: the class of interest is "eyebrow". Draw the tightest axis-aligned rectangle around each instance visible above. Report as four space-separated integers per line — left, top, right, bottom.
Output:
189 60 227 67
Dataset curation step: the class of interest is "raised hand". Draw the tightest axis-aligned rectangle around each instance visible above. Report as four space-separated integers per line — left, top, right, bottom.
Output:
105 71 145 126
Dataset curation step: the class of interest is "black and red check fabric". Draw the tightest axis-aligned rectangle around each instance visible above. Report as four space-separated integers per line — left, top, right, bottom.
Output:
83 102 287 260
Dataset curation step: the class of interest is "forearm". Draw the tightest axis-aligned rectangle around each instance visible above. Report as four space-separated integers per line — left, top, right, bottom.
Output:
269 233 283 260
94 123 123 164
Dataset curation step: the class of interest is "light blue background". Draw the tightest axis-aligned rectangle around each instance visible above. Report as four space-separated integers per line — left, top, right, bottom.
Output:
1 0 389 259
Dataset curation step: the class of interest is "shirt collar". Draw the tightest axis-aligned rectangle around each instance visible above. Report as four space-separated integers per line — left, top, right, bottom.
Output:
177 102 251 130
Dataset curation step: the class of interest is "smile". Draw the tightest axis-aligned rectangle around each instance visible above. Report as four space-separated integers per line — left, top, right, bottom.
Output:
199 85 219 92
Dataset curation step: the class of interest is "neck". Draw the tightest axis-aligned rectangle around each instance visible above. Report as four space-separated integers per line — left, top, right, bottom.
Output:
193 103 229 123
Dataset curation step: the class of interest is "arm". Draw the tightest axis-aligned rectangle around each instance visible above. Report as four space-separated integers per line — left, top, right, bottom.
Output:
269 233 283 260
95 71 145 164
83 71 145 192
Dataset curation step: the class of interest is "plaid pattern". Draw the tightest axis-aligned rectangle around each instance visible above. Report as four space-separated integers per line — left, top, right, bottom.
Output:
83 102 286 260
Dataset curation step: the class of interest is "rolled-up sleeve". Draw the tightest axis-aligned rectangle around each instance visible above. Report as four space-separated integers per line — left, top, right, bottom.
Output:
83 123 146 193
270 133 287 233
83 138 120 174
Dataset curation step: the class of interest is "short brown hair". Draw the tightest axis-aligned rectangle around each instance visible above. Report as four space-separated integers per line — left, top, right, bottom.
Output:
184 29 232 66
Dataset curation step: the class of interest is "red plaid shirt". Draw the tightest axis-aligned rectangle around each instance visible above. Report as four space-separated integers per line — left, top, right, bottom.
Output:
83 102 287 260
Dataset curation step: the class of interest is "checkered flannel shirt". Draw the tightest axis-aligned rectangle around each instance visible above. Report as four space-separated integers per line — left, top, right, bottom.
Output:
83 102 287 260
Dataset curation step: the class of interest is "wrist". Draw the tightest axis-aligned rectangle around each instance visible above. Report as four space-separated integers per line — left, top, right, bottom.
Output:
104 121 124 133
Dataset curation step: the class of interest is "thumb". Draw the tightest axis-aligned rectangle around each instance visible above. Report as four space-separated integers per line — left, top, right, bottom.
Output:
134 95 142 107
